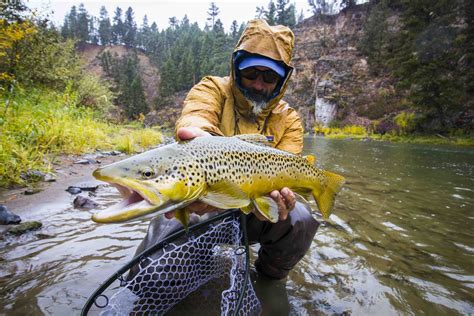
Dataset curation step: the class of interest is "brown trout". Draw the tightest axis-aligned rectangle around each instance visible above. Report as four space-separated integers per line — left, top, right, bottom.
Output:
92 135 345 225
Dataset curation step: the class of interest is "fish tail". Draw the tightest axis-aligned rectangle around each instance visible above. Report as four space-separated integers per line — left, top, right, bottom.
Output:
312 171 345 219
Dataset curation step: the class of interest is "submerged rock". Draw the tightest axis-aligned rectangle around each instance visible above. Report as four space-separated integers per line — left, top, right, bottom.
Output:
7 221 42 235
24 188 43 195
66 184 99 195
73 195 98 209
66 186 82 194
0 205 21 225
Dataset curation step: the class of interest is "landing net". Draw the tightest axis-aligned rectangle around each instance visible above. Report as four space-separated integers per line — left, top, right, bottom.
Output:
82 210 261 315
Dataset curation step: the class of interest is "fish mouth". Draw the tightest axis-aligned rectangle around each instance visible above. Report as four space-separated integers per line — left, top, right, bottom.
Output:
92 183 163 223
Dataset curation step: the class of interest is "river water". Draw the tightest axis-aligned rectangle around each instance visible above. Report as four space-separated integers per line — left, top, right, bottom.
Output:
0 136 473 315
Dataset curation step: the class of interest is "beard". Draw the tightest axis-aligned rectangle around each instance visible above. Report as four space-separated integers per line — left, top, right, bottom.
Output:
242 88 272 116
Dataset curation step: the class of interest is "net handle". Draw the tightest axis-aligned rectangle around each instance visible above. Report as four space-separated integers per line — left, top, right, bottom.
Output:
234 212 250 315
81 209 242 315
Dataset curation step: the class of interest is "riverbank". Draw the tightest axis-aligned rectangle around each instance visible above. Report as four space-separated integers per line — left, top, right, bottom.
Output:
311 132 474 147
0 153 127 234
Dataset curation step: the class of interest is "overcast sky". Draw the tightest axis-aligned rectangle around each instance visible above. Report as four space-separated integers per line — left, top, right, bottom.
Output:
26 0 315 31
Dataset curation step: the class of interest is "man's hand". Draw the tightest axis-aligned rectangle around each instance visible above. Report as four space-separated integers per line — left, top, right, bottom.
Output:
176 126 210 140
252 187 296 222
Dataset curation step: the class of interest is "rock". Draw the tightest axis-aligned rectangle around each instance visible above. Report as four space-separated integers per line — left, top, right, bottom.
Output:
66 186 82 194
73 195 98 209
24 188 42 195
20 169 55 183
7 221 42 235
0 205 22 225
80 185 99 192
66 184 99 194
74 159 94 165
20 169 45 181
100 150 123 156
36 233 54 239
43 173 56 182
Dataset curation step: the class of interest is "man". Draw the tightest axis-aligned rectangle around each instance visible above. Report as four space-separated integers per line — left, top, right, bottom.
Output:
166 19 319 280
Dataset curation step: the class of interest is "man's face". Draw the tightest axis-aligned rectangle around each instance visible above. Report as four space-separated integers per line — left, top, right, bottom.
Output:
240 66 280 103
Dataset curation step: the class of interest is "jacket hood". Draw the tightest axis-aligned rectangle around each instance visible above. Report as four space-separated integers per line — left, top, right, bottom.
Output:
230 19 295 119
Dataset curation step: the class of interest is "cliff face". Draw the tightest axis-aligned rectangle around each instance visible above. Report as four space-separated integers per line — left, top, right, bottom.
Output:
287 4 399 131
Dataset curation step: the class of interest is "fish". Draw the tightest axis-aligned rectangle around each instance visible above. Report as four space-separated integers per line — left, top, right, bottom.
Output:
91 134 345 226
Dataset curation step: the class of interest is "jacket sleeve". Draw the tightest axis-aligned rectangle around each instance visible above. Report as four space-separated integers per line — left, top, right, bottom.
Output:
175 76 225 137
276 108 304 155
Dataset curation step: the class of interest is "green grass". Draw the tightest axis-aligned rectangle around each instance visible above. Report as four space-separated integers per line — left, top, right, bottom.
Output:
0 87 162 187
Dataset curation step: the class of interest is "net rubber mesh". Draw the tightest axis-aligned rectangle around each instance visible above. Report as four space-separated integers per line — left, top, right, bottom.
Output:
88 215 261 315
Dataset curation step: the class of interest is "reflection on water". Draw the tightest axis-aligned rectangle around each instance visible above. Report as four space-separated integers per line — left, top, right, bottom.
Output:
0 136 473 314
290 137 474 315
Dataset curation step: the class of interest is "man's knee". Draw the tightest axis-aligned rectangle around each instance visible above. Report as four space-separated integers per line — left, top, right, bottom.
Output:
254 202 320 279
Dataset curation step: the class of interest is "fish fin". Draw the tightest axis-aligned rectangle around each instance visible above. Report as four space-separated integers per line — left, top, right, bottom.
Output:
240 204 254 215
293 192 311 205
174 208 190 231
200 181 250 209
234 134 272 147
312 171 345 219
253 196 280 223
303 154 316 165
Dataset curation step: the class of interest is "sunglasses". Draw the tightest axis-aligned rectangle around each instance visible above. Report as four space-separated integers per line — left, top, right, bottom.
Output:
239 67 281 84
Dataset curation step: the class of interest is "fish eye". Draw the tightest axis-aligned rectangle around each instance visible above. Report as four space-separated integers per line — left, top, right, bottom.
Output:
141 168 155 179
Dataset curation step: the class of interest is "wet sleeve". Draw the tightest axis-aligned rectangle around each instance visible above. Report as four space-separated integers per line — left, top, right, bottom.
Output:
276 108 304 155
175 76 225 137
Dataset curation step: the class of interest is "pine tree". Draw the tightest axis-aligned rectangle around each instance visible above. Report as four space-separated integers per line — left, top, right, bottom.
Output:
230 20 239 41
123 7 137 47
98 6 112 45
265 1 277 25
358 0 390 71
76 3 90 43
112 7 124 44
62 6 78 39
207 2 220 28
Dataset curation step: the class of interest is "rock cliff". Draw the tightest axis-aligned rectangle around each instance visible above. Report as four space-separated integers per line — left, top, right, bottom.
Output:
287 4 400 131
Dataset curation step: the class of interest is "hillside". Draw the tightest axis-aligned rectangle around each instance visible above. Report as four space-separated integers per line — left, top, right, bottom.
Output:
78 43 160 112
75 3 471 134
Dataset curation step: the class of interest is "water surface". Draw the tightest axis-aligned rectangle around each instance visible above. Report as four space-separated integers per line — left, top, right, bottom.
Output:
0 136 473 315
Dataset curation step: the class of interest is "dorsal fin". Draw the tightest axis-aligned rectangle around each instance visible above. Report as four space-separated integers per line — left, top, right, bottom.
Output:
304 154 316 165
234 134 272 147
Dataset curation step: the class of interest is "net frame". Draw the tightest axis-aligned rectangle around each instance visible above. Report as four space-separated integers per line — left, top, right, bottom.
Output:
82 210 259 315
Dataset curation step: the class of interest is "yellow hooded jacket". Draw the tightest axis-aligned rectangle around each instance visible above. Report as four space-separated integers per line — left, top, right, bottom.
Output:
175 19 303 155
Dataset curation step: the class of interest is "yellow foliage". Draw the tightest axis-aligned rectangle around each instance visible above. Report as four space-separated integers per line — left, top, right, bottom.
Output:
314 125 367 137
394 112 415 135
0 19 37 83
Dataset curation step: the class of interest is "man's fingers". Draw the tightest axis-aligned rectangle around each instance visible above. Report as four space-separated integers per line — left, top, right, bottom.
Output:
177 127 210 141
281 187 296 211
271 190 289 221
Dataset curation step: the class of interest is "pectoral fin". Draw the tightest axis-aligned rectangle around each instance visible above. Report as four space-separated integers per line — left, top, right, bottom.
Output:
174 208 190 231
240 204 254 215
200 181 250 209
253 196 280 223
